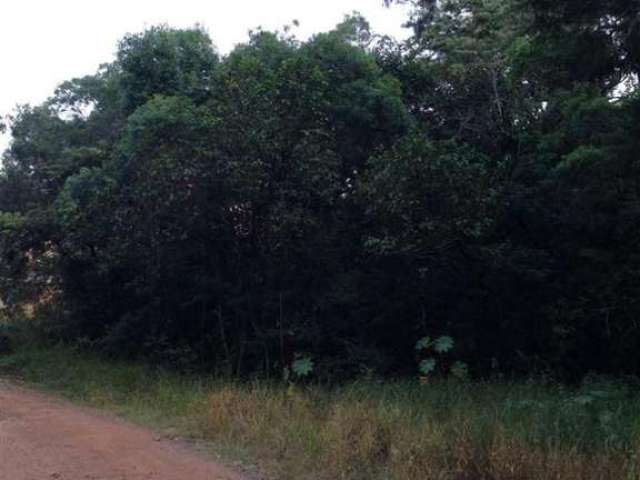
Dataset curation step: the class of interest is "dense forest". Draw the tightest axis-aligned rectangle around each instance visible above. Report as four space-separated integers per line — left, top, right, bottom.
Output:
1 0 639 380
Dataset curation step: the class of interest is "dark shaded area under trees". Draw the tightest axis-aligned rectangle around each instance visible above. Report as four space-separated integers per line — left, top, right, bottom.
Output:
1 0 639 379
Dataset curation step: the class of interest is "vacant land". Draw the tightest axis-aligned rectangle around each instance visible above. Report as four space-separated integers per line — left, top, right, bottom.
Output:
1 344 639 480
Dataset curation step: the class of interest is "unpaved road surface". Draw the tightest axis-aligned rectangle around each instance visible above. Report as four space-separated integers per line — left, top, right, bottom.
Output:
0 382 243 480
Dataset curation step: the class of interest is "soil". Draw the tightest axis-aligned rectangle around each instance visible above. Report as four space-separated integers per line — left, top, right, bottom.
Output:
0 382 244 480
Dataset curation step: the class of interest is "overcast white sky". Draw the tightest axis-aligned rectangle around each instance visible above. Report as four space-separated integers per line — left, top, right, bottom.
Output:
0 1 410 154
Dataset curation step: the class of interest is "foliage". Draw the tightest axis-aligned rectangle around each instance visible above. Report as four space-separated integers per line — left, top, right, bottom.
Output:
291 356 314 378
2 344 640 480
415 335 467 378
0 4 639 379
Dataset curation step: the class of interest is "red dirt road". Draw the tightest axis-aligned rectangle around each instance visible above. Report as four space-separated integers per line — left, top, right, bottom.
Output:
0 382 243 480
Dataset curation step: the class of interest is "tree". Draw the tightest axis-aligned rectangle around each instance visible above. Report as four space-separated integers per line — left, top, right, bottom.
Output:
1 6 639 378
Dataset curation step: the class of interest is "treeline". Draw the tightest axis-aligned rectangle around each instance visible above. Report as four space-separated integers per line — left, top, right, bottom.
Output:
1 0 639 378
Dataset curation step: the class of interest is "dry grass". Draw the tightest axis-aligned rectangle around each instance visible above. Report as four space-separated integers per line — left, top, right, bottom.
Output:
1 344 639 480
206 382 640 480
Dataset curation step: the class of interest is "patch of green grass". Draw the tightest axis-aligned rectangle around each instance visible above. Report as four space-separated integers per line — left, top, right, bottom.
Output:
0 343 211 432
1 343 639 480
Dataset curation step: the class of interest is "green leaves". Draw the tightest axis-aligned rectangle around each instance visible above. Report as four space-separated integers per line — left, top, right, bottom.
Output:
434 336 454 353
292 356 314 378
0 212 25 232
415 336 433 351
418 358 437 375
416 335 465 379
416 335 454 353
117 26 218 112
2 4 640 380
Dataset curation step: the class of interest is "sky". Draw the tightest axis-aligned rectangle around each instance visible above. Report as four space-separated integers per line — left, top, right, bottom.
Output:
0 0 411 154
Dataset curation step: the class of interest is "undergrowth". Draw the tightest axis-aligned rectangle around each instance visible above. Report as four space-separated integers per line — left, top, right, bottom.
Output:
1 343 639 480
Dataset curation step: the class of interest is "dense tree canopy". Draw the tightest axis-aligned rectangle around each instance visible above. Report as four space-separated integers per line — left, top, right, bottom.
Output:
1 3 639 379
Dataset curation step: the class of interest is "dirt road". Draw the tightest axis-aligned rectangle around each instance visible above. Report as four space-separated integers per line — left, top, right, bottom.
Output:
0 382 243 480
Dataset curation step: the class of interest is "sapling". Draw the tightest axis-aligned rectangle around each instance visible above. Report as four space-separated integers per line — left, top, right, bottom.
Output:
415 335 468 381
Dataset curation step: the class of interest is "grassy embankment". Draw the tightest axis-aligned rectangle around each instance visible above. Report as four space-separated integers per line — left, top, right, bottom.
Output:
1 343 639 480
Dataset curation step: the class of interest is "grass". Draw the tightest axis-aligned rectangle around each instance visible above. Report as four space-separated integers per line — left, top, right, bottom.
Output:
1 343 639 480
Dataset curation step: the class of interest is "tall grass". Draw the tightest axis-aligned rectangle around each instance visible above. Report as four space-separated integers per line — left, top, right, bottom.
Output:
1 344 639 480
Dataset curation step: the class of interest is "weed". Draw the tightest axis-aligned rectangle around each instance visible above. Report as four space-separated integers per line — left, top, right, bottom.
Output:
1 344 638 480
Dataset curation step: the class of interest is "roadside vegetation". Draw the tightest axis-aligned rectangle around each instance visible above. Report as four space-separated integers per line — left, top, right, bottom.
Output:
1 341 639 480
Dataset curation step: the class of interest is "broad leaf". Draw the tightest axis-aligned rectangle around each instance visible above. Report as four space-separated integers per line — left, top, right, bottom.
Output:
434 336 454 353
292 357 314 378
419 358 437 375
415 336 433 351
